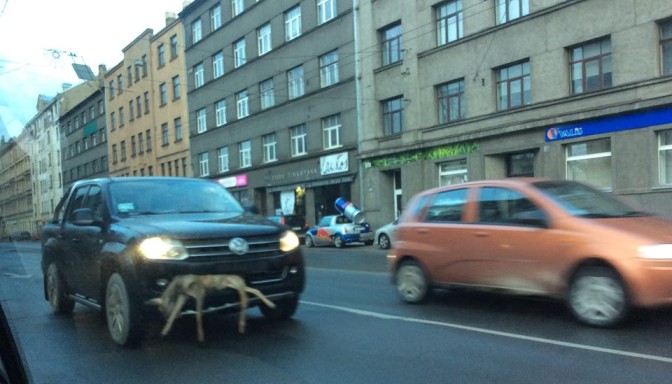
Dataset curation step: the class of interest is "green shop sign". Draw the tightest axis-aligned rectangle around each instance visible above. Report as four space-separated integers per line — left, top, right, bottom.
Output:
369 142 479 168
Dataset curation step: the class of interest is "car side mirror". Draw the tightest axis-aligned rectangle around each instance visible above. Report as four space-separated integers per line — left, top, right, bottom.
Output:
71 208 95 226
243 204 260 215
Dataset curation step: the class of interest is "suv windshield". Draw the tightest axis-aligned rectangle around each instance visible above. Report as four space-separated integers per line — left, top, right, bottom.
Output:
109 179 244 215
534 180 649 218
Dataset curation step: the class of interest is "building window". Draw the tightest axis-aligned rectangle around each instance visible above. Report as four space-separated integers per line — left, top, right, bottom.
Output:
213 51 225 79
144 92 150 114
497 60 531 111
110 112 116 130
232 0 244 17
129 101 135 121
566 139 612 190
437 79 464 123
659 129 672 185
194 63 204 88
192 19 202 43
291 125 307 157
436 1 463 46
112 144 118 163
162 123 169 146
172 76 181 100
236 90 249 119
136 96 142 118
109 81 115 99
158 44 166 67
120 141 127 161
119 107 125 126
569 38 612 94
662 20 672 75
146 129 152 152
239 140 251 168
496 0 528 24
439 159 468 186
383 97 404 136
141 55 148 76
198 152 209 176
285 6 302 41
138 132 144 153
127 66 133 87
170 35 178 60
234 38 246 68
174 117 183 142
317 0 336 25
215 99 227 127
322 114 341 149
507 152 535 177
381 22 403 66
258 23 272 56
197 108 207 133
263 133 277 163
218 147 229 172
117 75 123 95
211 5 222 30
320 50 339 88
288 65 305 99
159 83 168 106
260 78 275 109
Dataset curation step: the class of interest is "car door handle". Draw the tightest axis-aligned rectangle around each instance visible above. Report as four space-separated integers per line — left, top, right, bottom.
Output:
416 229 430 234
474 231 490 237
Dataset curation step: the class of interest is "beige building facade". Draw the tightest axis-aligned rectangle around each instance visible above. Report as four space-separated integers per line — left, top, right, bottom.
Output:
356 0 672 226
0 133 32 238
105 15 191 178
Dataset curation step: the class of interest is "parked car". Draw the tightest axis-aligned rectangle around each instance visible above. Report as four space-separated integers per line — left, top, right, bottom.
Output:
305 214 374 248
389 178 672 328
9 231 31 241
41 177 305 346
374 219 398 250
266 214 309 243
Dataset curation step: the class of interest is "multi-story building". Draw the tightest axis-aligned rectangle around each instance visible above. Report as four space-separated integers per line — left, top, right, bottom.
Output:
356 0 672 225
180 0 359 225
61 66 109 188
0 133 32 238
104 14 192 178
26 93 62 228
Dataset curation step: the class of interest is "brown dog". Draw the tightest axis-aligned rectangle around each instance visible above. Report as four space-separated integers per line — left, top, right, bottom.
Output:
148 274 276 342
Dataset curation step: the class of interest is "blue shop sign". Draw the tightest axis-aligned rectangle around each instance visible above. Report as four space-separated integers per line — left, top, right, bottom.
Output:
545 107 672 142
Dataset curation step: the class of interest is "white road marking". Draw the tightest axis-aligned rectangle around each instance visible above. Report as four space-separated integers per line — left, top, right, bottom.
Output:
2 273 32 279
302 300 672 364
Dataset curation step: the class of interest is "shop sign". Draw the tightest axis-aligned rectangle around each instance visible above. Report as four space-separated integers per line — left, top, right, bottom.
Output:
216 174 248 188
320 152 349 175
545 107 672 142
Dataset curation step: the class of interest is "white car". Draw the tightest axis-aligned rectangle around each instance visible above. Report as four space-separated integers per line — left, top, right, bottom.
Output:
374 219 398 249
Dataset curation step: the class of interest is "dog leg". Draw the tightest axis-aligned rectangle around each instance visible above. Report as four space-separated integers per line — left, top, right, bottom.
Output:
161 294 188 337
195 291 205 343
235 288 249 334
245 287 276 309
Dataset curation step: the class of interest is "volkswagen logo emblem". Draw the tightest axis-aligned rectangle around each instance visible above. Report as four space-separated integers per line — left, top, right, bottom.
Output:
228 237 249 255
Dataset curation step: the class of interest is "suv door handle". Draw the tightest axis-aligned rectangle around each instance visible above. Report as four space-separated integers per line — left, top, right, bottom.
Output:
416 228 430 234
474 231 489 237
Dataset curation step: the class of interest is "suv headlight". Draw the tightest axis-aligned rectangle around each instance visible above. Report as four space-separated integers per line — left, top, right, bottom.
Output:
139 237 189 260
279 230 300 252
638 244 672 260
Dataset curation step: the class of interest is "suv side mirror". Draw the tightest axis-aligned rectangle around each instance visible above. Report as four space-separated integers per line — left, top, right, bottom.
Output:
71 208 95 226
243 204 260 215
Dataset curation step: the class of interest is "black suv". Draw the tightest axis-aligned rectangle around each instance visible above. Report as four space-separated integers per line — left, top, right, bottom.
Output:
41 177 305 346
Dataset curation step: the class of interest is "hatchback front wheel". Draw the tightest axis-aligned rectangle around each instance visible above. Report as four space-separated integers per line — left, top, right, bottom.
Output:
567 267 629 328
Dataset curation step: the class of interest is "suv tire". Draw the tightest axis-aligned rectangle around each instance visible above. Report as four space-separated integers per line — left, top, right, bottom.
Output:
105 273 143 346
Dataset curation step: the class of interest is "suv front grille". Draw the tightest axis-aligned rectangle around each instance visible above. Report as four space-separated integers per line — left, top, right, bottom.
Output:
182 235 282 260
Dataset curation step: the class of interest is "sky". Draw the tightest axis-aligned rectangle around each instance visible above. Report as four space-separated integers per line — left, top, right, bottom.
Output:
0 0 189 139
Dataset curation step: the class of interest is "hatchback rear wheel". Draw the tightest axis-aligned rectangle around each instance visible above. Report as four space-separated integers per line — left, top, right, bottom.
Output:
567 266 629 327
395 261 429 304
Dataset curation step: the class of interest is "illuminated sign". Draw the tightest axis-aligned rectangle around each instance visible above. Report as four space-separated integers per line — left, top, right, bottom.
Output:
545 107 672 142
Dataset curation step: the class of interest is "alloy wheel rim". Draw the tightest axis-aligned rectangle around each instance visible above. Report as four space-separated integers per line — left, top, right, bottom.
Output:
397 266 425 301
571 276 624 323
107 284 125 337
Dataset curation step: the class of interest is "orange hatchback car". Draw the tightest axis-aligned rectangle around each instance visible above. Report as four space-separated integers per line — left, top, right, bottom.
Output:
388 178 672 327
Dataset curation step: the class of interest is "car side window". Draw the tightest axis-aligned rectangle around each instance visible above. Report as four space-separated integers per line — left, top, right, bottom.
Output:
84 186 105 221
424 188 468 223
65 186 89 223
318 217 331 227
477 187 547 227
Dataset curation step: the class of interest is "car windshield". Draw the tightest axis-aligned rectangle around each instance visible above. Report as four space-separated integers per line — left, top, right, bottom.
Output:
109 179 244 216
533 180 649 218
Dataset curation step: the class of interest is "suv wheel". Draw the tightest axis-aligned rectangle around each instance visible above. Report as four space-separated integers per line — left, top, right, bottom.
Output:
333 235 345 248
260 295 299 320
105 273 142 346
395 261 429 304
567 266 629 327
46 263 75 314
